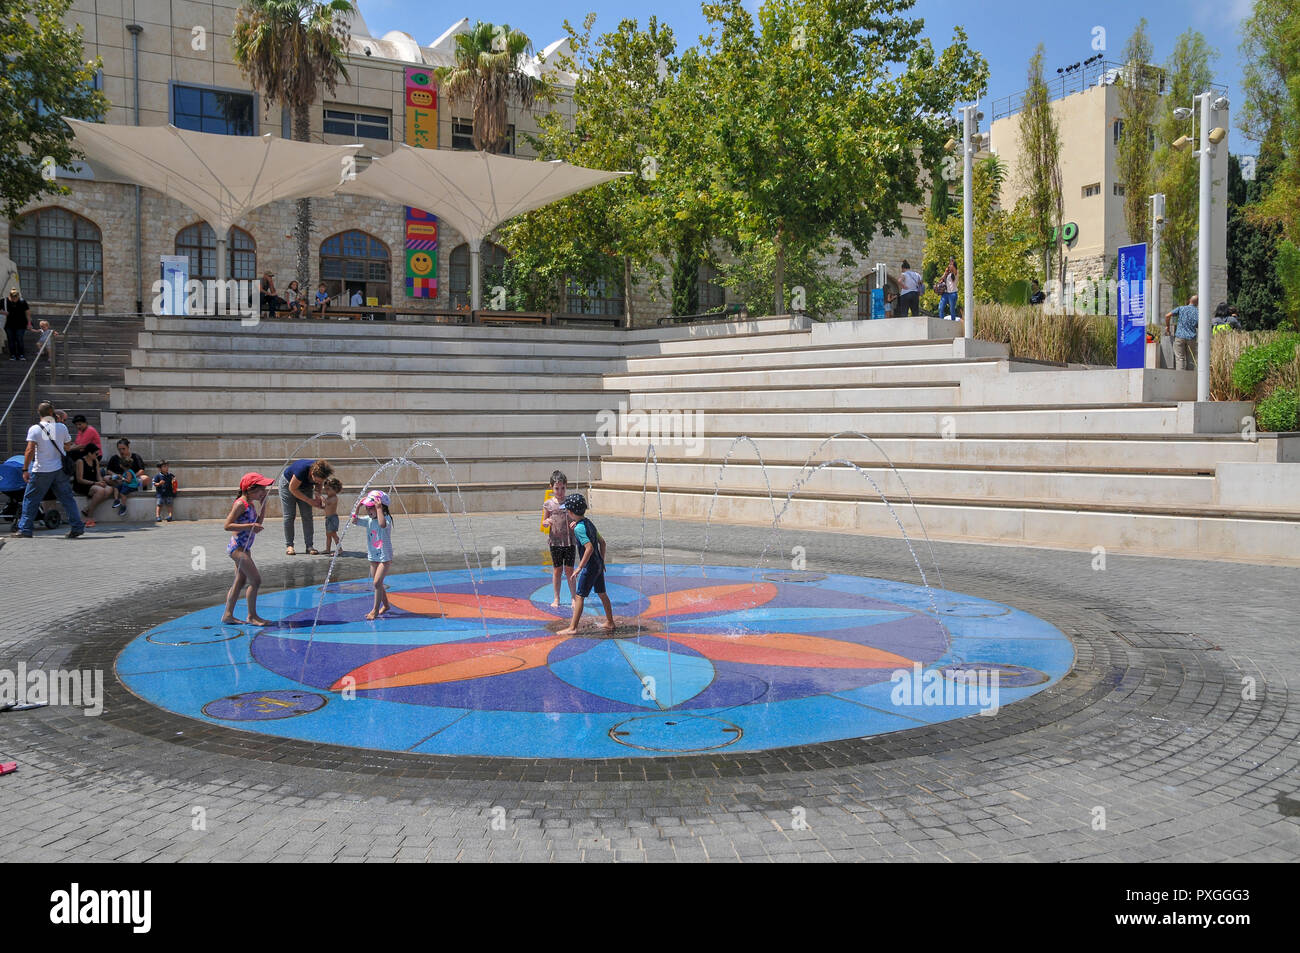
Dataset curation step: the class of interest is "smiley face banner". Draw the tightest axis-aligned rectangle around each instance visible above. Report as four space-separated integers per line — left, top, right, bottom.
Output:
404 67 438 298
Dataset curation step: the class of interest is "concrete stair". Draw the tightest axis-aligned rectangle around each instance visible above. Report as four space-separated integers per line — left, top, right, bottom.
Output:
91 312 1300 564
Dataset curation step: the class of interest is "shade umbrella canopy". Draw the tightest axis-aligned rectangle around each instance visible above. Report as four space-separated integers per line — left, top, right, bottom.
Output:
342 144 632 308
64 118 362 280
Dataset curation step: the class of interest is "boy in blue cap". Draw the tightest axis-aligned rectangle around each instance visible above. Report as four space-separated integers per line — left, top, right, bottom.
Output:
555 493 615 635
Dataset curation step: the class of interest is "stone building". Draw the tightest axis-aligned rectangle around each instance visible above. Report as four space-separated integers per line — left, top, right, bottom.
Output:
3 0 925 322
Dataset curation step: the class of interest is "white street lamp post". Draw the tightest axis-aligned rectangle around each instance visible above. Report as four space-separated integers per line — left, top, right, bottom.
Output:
1195 91 1213 402
1151 192 1164 364
961 103 978 339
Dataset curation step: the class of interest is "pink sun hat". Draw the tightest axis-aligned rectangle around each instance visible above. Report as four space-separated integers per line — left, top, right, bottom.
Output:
361 489 390 508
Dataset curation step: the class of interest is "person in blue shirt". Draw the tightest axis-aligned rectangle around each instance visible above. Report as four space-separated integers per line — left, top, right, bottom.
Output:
555 493 615 636
1164 294 1200 371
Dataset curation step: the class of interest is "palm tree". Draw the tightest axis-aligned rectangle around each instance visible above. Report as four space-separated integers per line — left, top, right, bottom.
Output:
232 0 354 293
435 22 555 154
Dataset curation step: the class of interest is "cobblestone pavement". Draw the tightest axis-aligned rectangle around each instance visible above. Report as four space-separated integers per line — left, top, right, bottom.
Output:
1 513 1297 862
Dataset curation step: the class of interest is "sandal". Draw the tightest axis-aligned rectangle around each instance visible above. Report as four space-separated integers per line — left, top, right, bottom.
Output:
286 546 296 556
85 519 96 527
307 548 320 555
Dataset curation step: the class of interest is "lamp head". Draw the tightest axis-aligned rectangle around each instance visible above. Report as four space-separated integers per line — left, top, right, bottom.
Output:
1208 127 1227 145
1212 96 1229 111
1173 106 1193 121
1172 135 1192 151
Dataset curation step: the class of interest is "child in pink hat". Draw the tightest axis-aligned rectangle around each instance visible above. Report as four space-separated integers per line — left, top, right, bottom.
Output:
353 489 393 619
222 472 273 625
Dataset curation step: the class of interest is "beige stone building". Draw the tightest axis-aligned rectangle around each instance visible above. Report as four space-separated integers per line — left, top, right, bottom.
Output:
3 0 923 322
989 63 1229 310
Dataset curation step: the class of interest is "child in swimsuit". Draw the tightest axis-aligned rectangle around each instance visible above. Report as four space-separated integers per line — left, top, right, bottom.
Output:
353 489 393 620
222 472 273 626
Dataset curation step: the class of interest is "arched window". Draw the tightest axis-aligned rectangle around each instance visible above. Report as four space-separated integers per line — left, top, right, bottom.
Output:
696 262 725 313
565 261 625 316
9 208 103 303
320 230 391 305
175 223 256 281
448 242 507 309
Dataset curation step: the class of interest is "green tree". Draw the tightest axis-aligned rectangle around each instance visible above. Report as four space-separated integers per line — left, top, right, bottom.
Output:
435 22 556 154
1115 20 1160 245
231 0 354 290
0 0 107 220
715 235 855 318
685 0 987 315
923 156 1033 305
498 15 676 323
1016 45 1064 288
1227 153 1285 329
1153 30 1215 303
1239 0 1300 244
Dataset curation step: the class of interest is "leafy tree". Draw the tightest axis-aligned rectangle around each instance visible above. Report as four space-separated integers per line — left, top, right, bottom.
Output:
231 0 354 290
1227 153 1285 329
498 15 676 323
923 156 1033 305
1115 19 1160 246
1239 0 1300 244
1153 30 1215 303
715 234 855 319
683 0 987 314
435 22 556 154
1016 45 1064 288
0 0 107 220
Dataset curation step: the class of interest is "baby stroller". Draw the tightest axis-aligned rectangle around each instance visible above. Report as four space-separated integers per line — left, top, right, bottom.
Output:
1 454 63 529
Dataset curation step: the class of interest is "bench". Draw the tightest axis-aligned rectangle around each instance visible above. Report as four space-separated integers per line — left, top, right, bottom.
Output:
316 306 397 321
475 310 551 326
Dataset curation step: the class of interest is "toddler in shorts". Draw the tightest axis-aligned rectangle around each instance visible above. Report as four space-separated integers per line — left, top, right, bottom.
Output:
154 460 179 522
321 476 343 554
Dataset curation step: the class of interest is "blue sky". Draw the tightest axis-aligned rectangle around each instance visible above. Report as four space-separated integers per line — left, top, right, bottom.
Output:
359 0 1258 155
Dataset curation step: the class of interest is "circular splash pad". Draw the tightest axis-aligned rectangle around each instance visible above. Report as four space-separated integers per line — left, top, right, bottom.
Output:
117 566 1072 758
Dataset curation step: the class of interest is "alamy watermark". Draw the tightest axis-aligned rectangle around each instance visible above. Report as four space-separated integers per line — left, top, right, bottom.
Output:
596 401 705 455
151 278 260 324
889 662 1000 716
0 663 103 716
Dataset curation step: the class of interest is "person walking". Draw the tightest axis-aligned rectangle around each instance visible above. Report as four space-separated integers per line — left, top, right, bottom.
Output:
9 402 86 539
937 258 959 320
281 457 333 555
897 261 922 317
3 287 32 361
1164 294 1199 371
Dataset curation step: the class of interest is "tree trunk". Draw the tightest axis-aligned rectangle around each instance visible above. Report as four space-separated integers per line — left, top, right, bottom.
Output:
773 226 786 316
293 105 312 296
623 256 634 329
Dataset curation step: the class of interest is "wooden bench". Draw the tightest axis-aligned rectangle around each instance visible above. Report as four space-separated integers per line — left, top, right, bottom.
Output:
474 310 551 326
315 306 397 321
552 312 624 329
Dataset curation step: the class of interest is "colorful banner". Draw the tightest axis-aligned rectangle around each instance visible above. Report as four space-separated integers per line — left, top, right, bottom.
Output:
404 67 437 298
1117 243 1147 370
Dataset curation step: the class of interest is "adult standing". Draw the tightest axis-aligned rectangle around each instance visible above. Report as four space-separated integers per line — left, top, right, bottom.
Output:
897 261 922 317
9 402 86 538
937 258 959 320
3 287 32 361
1164 294 1199 371
281 458 334 555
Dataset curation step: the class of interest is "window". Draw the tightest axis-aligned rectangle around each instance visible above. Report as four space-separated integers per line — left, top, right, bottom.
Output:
175 224 256 281
448 242 508 310
319 230 391 305
172 83 255 136
9 208 103 303
565 274 624 316
323 107 391 141
1082 183 1101 198
697 263 725 313
1113 119 1123 145
451 117 514 155
1113 183 1126 197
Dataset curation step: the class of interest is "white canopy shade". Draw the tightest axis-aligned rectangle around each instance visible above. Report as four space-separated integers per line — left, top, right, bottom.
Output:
343 144 631 308
64 118 363 280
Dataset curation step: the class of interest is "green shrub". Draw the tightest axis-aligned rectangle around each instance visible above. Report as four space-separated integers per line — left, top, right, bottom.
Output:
1255 387 1299 433
1231 333 1300 396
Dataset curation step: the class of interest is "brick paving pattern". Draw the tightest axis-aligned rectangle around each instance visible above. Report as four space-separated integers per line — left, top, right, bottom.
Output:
1 514 1297 862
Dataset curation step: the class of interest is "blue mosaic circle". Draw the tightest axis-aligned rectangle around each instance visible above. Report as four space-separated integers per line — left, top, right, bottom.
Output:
117 566 1073 758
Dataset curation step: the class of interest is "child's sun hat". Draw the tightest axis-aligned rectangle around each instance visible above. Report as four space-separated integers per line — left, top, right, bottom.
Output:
361 489 390 508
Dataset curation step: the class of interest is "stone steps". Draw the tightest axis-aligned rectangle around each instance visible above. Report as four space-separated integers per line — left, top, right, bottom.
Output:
110 386 622 413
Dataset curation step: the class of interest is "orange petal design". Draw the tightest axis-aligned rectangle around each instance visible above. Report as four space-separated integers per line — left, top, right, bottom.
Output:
332 635 568 691
388 591 558 622
667 632 913 670
640 583 778 620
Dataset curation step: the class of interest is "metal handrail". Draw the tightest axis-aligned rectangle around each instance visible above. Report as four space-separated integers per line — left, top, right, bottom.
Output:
1 272 99 452
990 59 1228 122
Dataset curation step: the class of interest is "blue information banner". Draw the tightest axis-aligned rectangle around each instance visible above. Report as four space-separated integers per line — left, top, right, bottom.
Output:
1117 243 1147 369
871 287 884 319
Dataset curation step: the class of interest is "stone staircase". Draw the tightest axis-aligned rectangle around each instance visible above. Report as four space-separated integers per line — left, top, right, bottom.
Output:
2 312 145 455
95 312 1300 564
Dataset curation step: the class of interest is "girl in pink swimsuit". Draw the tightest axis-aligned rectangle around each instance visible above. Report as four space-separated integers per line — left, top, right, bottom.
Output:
222 473 273 626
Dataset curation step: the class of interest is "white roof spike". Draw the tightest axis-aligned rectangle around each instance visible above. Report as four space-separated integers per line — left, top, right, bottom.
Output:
429 19 470 54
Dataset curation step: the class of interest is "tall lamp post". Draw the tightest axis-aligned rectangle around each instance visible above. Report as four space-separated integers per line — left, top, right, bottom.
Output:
1172 92 1228 401
1150 192 1164 359
960 102 982 340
